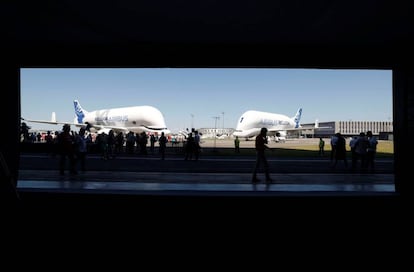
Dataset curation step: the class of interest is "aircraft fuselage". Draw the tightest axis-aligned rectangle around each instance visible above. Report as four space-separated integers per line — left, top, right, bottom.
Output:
233 110 295 138
82 105 169 134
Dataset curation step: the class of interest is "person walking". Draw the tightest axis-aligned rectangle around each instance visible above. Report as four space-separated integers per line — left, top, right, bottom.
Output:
234 136 240 153
318 137 325 156
252 127 272 184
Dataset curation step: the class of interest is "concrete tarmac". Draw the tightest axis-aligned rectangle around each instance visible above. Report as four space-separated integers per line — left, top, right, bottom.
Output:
17 146 395 196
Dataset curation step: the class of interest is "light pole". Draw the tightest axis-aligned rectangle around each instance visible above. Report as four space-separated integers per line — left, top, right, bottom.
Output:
222 111 225 130
212 116 220 151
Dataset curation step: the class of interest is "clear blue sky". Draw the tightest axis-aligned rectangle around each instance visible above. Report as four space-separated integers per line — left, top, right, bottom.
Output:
20 68 392 133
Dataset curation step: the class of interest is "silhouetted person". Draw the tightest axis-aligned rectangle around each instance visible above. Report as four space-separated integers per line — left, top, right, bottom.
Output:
139 131 148 155
52 131 60 157
318 137 325 156
331 132 348 169
75 127 88 173
150 134 156 154
115 132 125 154
194 130 201 160
349 136 358 170
20 122 30 143
252 127 272 183
330 133 338 162
96 132 109 160
57 124 77 175
355 132 369 171
107 130 116 159
184 133 194 160
234 136 240 153
366 130 378 172
125 131 136 154
45 130 54 156
158 132 167 160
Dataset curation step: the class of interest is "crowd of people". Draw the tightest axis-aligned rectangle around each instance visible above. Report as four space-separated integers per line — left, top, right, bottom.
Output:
20 124 207 175
21 122 380 178
330 131 378 172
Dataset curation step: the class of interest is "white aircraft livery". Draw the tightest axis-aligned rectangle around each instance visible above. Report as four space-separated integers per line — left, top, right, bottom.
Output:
233 108 303 141
22 100 171 135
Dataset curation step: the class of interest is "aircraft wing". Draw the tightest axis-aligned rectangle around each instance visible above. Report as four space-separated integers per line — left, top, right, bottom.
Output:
297 125 332 130
267 126 325 139
22 116 170 134
21 117 98 134
87 123 129 132
21 117 83 127
267 127 308 134
89 124 170 134
268 124 331 133
21 110 83 127
21 118 58 125
142 125 169 131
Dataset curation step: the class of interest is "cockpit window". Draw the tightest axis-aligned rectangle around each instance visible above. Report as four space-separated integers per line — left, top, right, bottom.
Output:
240 117 244 123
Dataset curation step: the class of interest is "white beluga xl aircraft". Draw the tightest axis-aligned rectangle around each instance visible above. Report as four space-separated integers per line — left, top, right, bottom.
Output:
22 100 171 135
233 108 304 141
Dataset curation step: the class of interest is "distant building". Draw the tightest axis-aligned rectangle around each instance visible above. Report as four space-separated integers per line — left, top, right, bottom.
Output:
198 128 235 138
301 121 393 139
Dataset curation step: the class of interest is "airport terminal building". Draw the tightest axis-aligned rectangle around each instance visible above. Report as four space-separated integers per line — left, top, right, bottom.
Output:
198 128 235 138
300 120 393 140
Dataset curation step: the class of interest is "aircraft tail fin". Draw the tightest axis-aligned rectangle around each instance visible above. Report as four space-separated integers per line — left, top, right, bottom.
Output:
51 112 56 122
315 119 319 128
73 100 87 124
292 108 302 128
